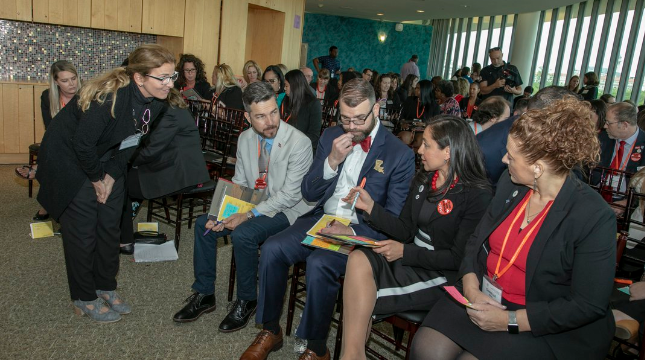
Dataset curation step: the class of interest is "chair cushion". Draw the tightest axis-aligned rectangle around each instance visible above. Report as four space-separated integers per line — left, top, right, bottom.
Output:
184 179 216 194
395 310 429 324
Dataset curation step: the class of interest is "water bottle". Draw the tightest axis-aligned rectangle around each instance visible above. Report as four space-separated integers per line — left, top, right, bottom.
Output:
293 313 307 354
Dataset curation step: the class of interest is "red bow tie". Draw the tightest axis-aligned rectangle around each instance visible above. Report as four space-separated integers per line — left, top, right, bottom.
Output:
352 136 372 152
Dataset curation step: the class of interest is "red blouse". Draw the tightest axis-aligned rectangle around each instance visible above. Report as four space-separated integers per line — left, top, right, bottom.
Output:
486 191 553 305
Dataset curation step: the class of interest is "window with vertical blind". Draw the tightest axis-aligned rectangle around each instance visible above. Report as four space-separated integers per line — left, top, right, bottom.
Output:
429 0 645 104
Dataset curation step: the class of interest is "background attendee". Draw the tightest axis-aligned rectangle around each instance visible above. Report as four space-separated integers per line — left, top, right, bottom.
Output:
513 86 534 110
435 80 461 117
398 74 419 104
400 79 440 122
242 60 262 87
400 55 420 80
210 63 243 110
276 64 289 77
313 46 340 79
598 101 644 175
300 66 314 84
282 69 322 151
461 66 473 83
460 81 481 119
471 62 482 82
370 70 380 89
361 68 373 82
513 98 529 117
455 78 470 102
469 96 510 135
311 68 338 108
414 96 616 360
450 69 461 81
340 116 492 359
579 71 600 101
479 47 523 103
589 99 608 132
36 44 177 323
175 54 210 99
601 93 617 104
567 75 580 93
15 60 81 221
262 65 286 108
375 73 401 120
337 70 360 92
390 73 402 102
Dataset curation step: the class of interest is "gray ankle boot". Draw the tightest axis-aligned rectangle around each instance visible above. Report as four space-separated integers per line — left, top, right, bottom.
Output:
96 290 132 315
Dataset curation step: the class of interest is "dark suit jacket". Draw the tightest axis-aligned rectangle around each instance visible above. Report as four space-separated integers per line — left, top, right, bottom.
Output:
598 129 645 173
40 89 53 129
301 122 415 240
460 171 616 360
208 85 244 110
476 114 519 188
131 106 210 199
365 173 491 284
36 82 167 220
287 98 322 152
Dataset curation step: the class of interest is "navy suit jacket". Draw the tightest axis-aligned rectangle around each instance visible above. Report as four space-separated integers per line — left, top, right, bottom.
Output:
476 115 519 187
598 129 645 173
301 122 415 240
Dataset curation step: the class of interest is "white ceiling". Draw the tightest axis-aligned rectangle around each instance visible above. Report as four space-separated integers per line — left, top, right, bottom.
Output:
304 0 583 22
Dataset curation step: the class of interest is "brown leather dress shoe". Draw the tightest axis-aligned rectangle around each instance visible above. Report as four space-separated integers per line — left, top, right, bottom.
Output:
239 328 283 360
298 349 330 360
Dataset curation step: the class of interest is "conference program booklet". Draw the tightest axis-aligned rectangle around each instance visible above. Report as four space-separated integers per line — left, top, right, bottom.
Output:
314 233 382 248
301 215 353 255
207 178 267 222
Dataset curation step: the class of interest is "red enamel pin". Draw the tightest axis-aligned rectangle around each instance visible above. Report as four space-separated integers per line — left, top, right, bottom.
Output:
437 199 454 215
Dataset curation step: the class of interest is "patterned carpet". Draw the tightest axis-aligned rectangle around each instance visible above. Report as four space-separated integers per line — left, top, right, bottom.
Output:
0 165 404 360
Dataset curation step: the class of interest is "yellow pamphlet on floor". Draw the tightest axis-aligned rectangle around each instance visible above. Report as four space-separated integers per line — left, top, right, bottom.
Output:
306 214 352 238
30 221 54 239
137 222 159 232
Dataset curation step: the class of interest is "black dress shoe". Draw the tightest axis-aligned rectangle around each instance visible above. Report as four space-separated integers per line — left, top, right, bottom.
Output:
120 243 134 255
219 299 257 332
173 292 216 323
33 211 49 221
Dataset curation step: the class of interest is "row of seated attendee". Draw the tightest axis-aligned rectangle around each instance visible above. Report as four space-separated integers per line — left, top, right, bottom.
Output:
19 42 645 360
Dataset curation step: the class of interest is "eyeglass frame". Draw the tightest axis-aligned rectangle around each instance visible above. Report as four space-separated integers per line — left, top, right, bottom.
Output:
604 120 625 126
183 68 197 74
339 105 375 125
146 71 179 85
264 78 279 84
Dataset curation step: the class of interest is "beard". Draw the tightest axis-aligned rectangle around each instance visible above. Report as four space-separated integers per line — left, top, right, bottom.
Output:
344 117 376 143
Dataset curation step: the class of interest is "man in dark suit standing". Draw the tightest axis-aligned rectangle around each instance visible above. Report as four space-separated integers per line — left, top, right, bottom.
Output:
239 79 416 360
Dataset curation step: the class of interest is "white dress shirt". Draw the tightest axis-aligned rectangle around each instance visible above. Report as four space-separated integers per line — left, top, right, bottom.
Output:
322 118 381 224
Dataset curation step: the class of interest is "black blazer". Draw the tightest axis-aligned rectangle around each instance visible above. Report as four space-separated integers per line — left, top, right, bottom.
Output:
365 174 491 284
40 89 53 129
598 129 645 173
400 96 440 122
459 96 482 118
36 82 167 220
208 85 244 110
131 106 210 199
460 171 616 360
286 98 322 153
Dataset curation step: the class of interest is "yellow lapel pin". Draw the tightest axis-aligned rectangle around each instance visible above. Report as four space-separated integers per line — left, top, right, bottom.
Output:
374 160 384 174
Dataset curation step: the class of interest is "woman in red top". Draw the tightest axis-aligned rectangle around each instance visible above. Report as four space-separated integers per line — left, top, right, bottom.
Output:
412 97 617 360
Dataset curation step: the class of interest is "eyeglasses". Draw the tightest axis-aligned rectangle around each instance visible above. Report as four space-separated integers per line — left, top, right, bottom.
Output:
265 78 278 84
184 69 197 74
605 120 624 126
146 71 179 85
339 106 374 125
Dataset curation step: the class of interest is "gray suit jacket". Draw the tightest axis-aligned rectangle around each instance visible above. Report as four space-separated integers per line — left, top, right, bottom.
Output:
232 121 315 224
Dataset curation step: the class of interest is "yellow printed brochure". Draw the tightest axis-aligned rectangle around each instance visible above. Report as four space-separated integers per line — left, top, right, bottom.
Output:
217 195 256 220
305 214 352 238
30 221 55 239
137 222 159 232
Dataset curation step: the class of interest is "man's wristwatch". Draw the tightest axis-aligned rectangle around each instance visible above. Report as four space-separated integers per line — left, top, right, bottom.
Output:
507 310 519 334
246 211 255 220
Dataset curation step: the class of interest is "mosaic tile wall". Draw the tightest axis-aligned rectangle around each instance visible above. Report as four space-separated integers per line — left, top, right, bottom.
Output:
0 20 156 81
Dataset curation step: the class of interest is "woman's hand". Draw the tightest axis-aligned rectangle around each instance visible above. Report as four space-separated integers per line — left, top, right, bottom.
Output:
319 221 354 235
630 282 645 301
92 180 107 203
467 305 509 331
462 273 506 310
100 174 115 204
342 187 375 214
372 240 404 262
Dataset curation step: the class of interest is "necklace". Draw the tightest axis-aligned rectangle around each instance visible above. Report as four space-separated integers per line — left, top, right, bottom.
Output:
431 172 458 192
416 99 425 118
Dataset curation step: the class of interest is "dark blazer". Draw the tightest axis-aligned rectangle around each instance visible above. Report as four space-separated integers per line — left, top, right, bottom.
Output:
209 85 244 110
476 114 519 188
400 96 440 122
131 106 210 199
460 171 616 360
175 81 211 99
36 82 167 220
301 122 416 240
310 82 339 108
365 173 491 284
40 89 53 129
285 97 322 152
459 96 482 118
598 129 645 173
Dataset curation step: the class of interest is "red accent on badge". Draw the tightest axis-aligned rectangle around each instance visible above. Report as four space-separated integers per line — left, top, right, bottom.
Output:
437 199 454 215
632 153 641 162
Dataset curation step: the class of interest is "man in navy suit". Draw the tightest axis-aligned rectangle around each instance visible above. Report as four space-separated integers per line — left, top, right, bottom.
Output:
240 79 415 360
599 101 644 173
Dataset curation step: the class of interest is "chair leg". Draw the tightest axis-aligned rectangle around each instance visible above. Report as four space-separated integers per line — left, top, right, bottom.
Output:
188 198 194 229
286 263 301 336
333 288 343 360
228 246 236 302
174 194 184 251
28 152 34 198
393 325 404 350
162 198 171 222
147 199 154 222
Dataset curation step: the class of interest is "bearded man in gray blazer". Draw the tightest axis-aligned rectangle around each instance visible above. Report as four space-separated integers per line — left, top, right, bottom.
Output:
173 82 314 333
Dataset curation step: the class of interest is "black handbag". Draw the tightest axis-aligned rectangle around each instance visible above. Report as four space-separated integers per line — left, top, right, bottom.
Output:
133 231 167 245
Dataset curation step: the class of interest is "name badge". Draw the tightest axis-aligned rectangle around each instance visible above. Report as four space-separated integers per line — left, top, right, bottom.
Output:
119 133 142 150
482 275 503 303
581 89 589 94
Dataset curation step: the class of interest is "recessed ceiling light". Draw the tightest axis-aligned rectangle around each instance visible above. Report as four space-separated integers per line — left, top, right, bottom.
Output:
417 10 425 13
377 13 384 16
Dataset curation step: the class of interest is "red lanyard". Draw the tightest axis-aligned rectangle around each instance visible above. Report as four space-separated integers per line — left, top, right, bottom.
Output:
614 140 637 171
316 84 326 99
280 102 291 123
493 190 554 280
60 98 66 108
416 99 424 118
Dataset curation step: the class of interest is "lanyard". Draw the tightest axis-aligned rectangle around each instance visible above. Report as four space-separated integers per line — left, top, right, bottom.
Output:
60 98 66 108
132 108 151 134
280 102 291 123
316 84 326 99
614 140 637 171
416 99 425 118
493 190 554 280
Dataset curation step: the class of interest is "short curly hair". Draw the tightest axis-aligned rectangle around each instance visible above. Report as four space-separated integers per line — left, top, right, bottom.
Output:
509 96 600 176
176 54 207 88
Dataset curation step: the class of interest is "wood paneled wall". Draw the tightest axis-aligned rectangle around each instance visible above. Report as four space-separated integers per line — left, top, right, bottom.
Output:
33 0 91 27
182 0 221 81
0 0 32 21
